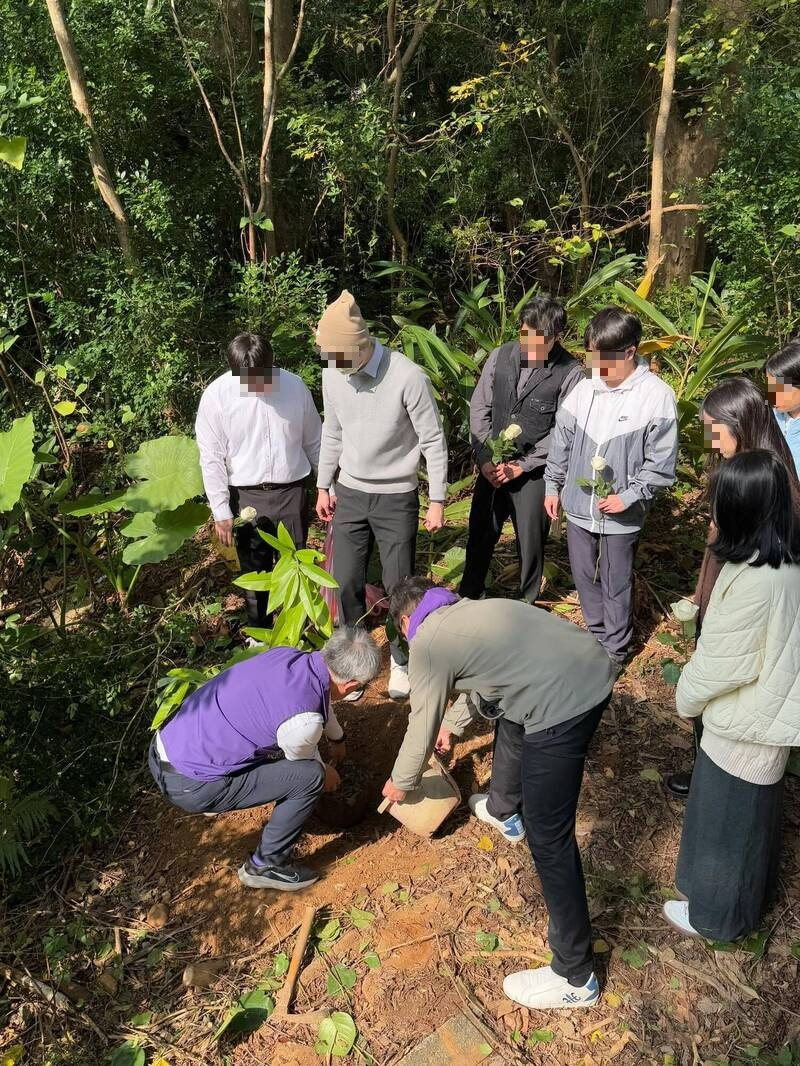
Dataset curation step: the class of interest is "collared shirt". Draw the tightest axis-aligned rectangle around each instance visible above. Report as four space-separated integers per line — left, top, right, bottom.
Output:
774 409 800 476
195 368 322 521
359 342 384 378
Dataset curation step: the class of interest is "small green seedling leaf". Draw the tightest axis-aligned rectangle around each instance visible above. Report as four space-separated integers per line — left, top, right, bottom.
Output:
315 1011 357 1057
110 1043 145 1066
326 965 357 996
475 931 499 952
529 1028 555 1044
621 943 649 969
349 908 374 930
640 768 663 783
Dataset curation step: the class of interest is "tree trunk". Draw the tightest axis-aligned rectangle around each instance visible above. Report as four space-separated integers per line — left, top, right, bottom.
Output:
658 110 718 284
45 0 135 264
256 0 278 258
646 0 681 275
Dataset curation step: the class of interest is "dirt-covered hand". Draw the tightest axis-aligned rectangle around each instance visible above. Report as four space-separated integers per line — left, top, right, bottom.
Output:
382 779 407 804
434 727 453 755
316 489 336 523
328 739 346 766
323 764 341 792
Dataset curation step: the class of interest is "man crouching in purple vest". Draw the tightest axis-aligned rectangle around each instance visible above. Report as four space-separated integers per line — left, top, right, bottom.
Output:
148 629 381 890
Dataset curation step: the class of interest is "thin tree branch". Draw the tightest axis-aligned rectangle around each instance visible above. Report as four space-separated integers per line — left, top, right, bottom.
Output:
277 0 305 81
606 202 705 237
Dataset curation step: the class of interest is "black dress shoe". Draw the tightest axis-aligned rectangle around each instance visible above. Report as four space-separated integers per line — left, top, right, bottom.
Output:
666 772 691 798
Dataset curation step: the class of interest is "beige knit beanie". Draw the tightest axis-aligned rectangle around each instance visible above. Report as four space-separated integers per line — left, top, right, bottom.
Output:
316 290 370 353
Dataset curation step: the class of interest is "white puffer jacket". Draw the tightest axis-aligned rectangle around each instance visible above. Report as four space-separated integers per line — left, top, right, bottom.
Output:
676 559 800 745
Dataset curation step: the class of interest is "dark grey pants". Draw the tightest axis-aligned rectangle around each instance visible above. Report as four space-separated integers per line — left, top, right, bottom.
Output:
331 483 418 662
676 748 783 941
230 482 308 626
148 738 324 866
566 521 640 662
460 470 550 603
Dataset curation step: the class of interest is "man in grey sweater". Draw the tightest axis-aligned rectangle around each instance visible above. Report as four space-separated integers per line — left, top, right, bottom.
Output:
381 577 615 1011
315 291 448 702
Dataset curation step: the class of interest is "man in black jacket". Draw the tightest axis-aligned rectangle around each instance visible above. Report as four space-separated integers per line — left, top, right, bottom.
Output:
460 297 584 602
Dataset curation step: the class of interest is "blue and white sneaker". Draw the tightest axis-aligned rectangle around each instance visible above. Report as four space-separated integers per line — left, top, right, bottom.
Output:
503 966 600 1009
468 793 525 843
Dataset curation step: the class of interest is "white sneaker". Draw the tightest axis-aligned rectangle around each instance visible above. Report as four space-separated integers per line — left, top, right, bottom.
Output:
388 659 410 700
468 793 525 843
663 900 701 938
343 688 364 703
503 966 599 1009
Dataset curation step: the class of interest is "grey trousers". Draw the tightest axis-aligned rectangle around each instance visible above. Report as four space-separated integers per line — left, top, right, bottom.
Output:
331 483 418 662
230 482 308 626
148 738 324 866
566 521 640 663
460 471 550 603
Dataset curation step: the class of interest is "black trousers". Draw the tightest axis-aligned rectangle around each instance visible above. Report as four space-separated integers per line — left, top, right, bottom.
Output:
331 483 418 662
230 482 308 626
460 470 549 603
488 696 610 985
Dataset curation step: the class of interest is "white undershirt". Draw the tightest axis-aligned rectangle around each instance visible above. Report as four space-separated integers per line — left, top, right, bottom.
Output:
275 708 344 764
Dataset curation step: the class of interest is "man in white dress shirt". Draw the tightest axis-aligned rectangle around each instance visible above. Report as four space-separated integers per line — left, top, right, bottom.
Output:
195 332 322 625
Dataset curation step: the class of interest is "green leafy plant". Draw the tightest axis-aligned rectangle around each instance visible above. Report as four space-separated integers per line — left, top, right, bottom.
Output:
0 774 56 878
234 522 337 650
61 434 209 607
615 262 770 448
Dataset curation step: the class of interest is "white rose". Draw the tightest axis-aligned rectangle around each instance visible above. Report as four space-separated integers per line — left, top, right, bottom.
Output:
670 599 699 624
239 506 258 522
502 423 522 441
590 455 607 472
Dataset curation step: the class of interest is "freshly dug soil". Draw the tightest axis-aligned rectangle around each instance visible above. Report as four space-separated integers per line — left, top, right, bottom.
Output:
316 758 381 828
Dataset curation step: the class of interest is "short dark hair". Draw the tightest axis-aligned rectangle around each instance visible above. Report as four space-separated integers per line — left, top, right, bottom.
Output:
389 575 435 628
584 307 642 352
766 338 800 388
520 295 567 336
226 332 273 372
711 449 800 569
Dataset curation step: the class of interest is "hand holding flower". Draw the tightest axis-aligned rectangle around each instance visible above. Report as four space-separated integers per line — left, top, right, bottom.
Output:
597 494 626 515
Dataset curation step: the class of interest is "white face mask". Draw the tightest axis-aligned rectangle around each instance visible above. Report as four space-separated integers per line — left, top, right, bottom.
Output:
319 349 363 375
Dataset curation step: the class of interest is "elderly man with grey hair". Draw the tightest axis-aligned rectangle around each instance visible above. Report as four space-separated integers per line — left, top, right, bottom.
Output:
148 629 381 890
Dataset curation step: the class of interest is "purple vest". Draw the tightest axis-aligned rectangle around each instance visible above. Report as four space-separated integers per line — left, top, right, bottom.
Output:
159 647 330 780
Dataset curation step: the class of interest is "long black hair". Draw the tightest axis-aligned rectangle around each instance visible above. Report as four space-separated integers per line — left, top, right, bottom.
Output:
700 377 798 478
711 450 800 568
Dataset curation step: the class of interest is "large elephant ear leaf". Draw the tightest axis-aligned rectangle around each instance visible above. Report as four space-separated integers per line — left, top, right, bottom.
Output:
0 414 35 512
122 435 204 513
121 502 209 565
